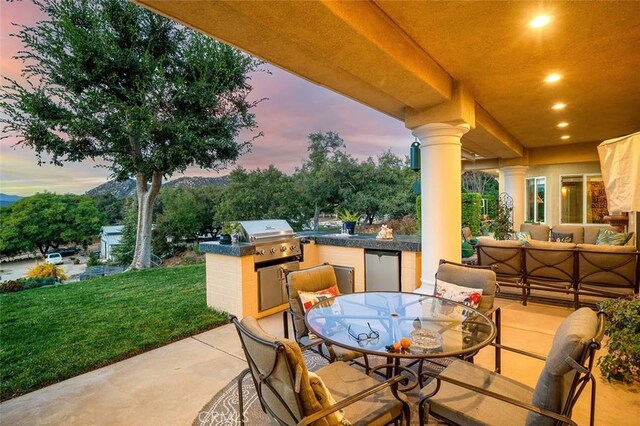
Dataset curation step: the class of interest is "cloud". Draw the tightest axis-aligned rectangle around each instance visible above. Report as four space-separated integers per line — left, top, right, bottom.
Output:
0 2 412 196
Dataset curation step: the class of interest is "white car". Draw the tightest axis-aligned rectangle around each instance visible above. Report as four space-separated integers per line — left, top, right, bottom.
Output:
45 253 63 265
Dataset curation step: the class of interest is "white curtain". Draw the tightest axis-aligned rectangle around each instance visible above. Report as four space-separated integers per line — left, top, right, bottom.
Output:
597 131 640 212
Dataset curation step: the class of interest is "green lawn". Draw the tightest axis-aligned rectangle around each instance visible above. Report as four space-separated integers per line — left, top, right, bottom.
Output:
0 264 227 401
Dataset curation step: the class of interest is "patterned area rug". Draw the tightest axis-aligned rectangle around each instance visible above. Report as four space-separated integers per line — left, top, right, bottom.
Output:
193 351 450 425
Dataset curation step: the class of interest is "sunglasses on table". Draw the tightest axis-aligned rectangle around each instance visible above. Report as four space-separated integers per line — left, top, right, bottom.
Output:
348 322 380 342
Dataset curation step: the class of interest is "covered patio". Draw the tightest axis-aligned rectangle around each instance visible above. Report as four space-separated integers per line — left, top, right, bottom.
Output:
1 299 637 425
135 0 640 292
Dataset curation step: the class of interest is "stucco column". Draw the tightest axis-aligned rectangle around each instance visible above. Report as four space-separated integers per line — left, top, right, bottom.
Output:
499 165 528 231
413 122 470 295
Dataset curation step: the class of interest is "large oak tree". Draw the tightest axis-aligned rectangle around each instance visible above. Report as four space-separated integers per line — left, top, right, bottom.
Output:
1 0 261 268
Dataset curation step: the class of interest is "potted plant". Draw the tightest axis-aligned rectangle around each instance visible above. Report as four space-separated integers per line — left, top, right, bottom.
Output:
597 295 640 384
338 210 360 235
220 221 241 245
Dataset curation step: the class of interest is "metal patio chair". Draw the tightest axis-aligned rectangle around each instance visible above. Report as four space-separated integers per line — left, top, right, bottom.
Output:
418 307 605 426
282 263 370 372
232 315 411 426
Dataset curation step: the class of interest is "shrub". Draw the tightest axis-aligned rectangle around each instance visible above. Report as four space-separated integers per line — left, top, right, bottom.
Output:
598 295 640 384
0 280 24 293
87 251 100 267
416 195 421 232
21 277 57 290
25 262 67 281
0 277 57 293
386 215 417 235
462 193 482 235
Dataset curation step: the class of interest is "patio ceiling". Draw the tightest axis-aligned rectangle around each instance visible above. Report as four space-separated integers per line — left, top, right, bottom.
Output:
135 0 640 162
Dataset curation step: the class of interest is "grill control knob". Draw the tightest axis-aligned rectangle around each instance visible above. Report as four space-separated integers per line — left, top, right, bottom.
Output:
290 245 296 251
258 249 265 255
280 246 287 252
270 247 276 254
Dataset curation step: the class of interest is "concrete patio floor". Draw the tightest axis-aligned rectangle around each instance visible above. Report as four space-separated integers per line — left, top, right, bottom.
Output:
1 299 639 425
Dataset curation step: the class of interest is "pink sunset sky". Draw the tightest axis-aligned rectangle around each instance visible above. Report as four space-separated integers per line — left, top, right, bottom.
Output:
0 1 411 197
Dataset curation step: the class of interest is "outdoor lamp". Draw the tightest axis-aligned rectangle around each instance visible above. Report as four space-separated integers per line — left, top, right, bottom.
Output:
410 139 421 171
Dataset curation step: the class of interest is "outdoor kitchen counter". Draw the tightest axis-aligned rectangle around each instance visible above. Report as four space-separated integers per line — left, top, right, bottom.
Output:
298 232 421 252
199 241 255 257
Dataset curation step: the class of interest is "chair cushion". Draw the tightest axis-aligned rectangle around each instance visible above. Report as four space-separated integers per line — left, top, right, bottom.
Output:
287 264 339 340
528 308 598 426
318 361 406 426
240 316 326 424
298 285 340 339
436 262 496 313
551 225 584 244
420 359 533 426
435 280 483 309
308 372 350 425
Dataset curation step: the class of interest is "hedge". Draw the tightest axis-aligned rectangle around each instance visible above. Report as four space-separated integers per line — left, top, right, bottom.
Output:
462 193 482 235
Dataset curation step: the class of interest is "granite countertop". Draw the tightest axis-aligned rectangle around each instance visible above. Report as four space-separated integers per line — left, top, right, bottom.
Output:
200 232 422 257
299 232 421 252
199 241 255 257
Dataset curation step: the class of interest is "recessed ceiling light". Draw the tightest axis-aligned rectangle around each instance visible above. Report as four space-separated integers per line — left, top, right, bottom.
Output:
561 135 571 140
557 122 569 128
552 103 567 110
529 15 552 28
545 73 562 83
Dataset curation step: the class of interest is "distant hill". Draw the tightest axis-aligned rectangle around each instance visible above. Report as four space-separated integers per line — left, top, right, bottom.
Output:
0 193 23 207
86 179 137 198
86 176 229 198
163 176 230 189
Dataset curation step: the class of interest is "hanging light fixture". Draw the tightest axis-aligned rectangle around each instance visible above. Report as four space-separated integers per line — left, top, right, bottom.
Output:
410 138 421 171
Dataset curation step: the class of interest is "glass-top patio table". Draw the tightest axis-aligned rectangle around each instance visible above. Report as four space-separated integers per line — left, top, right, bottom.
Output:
305 292 496 389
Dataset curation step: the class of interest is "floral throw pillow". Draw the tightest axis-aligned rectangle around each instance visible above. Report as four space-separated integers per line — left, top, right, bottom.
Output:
434 280 483 309
595 229 633 246
299 285 340 339
550 231 573 243
515 231 532 245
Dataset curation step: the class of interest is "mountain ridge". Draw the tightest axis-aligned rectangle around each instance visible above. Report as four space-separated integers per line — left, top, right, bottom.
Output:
86 176 230 198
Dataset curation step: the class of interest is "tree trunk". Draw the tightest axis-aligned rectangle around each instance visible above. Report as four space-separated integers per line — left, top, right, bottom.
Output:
130 172 162 270
313 205 321 231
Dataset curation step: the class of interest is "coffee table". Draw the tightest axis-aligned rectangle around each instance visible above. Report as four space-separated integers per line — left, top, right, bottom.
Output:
305 292 496 389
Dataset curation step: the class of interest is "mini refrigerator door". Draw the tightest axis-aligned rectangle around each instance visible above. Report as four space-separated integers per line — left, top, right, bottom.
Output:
365 250 401 292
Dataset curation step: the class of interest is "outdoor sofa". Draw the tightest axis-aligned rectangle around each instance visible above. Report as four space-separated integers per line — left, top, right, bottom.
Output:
476 227 639 309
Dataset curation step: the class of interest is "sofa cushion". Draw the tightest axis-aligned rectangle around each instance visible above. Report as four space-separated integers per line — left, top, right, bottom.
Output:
520 223 550 241
550 231 573 243
584 226 614 244
551 225 584 244
527 240 576 251
595 229 634 246
515 231 532 245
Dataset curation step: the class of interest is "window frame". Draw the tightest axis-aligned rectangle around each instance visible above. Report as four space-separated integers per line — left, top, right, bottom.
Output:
558 173 607 225
525 176 546 224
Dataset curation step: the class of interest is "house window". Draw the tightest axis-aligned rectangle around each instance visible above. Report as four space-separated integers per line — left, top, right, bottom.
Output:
560 174 608 224
525 177 545 223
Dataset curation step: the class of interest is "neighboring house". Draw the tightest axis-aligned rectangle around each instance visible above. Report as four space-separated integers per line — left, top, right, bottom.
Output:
100 225 124 261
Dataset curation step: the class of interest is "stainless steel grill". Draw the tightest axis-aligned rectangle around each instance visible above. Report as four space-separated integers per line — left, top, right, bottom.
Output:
238 220 302 312
238 220 302 264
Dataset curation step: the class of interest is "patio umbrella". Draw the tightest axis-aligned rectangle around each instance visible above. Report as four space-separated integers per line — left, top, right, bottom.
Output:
597 131 640 249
